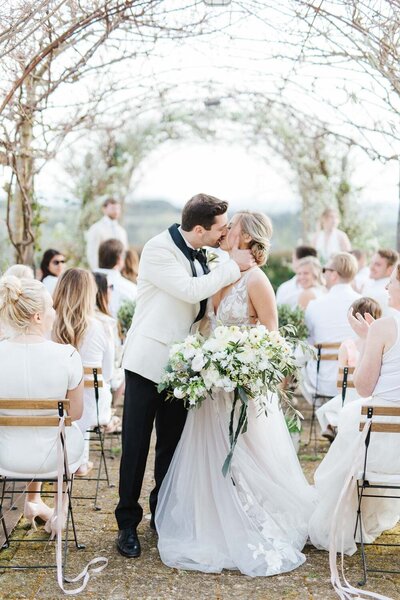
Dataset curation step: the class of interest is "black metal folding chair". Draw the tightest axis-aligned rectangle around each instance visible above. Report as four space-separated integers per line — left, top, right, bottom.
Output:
355 405 400 585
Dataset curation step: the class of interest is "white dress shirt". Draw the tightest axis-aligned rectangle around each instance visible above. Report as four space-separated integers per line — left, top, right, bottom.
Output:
301 283 360 402
276 276 300 309
86 215 128 270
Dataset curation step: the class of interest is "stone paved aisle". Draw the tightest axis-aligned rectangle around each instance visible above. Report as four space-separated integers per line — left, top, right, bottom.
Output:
1 401 399 600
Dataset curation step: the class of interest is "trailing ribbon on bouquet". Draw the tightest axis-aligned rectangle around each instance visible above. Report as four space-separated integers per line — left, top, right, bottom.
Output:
328 419 392 600
222 386 249 477
52 416 108 595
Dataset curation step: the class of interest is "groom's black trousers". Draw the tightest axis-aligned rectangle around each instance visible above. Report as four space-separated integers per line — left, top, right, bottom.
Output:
115 369 187 530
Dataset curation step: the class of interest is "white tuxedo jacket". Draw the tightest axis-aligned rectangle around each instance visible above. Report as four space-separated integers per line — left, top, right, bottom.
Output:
122 229 241 383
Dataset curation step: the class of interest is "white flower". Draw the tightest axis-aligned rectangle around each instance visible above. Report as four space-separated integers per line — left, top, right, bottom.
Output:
191 352 206 372
173 387 186 399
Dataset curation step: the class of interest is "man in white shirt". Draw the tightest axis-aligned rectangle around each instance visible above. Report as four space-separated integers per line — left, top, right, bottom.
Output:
300 252 360 407
362 248 399 315
86 198 128 270
95 239 137 318
276 245 318 309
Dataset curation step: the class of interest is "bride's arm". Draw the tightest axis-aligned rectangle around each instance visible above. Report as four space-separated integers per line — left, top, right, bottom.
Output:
247 269 278 331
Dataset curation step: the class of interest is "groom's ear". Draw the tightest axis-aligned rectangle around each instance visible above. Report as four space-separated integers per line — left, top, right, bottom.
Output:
192 225 205 236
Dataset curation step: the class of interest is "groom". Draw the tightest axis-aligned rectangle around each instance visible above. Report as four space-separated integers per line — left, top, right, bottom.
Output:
115 193 255 558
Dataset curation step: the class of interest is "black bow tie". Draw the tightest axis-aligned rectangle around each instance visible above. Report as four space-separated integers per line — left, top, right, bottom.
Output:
189 247 208 266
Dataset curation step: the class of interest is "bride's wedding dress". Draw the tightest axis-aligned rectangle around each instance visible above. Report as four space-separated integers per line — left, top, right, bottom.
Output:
156 271 316 577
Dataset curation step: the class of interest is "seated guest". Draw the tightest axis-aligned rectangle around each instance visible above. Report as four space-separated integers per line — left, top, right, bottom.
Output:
316 297 382 440
362 248 399 315
350 249 370 293
296 256 326 310
0 275 84 528
40 249 66 296
121 247 140 284
309 265 400 555
276 245 317 309
93 272 124 414
53 268 114 476
300 252 360 404
312 207 351 264
95 239 137 318
4 264 34 279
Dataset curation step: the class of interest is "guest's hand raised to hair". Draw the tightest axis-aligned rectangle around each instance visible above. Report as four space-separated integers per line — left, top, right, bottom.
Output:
348 309 375 338
228 237 256 272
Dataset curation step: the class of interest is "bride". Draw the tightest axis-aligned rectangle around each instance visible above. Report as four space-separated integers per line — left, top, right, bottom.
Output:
155 210 316 577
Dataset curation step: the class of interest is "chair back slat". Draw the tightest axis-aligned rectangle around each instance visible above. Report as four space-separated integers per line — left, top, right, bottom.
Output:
339 366 355 375
0 399 70 410
315 342 341 350
0 416 72 427
359 422 400 433
319 353 339 361
337 381 355 388
84 366 103 375
361 406 400 417
84 380 104 389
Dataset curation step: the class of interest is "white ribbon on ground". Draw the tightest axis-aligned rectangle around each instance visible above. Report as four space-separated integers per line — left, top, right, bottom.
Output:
329 419 393 600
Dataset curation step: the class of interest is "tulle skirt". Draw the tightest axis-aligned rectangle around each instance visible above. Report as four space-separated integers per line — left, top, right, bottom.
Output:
156 390 316 577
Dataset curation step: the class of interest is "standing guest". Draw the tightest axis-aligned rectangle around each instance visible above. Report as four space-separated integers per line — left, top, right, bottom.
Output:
300 252 360 405
296 256 326 311
121 247 140 284
350 249 370 293
4 265 34 279
53 268 114 476
312 207 351 264
276 245 317 309
115 193 255 559
0 275 84 527
96 239 137 318
86 198 128 270
362 248 399 315
40 249 66 295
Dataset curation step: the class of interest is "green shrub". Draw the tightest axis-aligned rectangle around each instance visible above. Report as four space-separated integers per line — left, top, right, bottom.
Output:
117 300 136 336
262 251 293 291
278 304 308 340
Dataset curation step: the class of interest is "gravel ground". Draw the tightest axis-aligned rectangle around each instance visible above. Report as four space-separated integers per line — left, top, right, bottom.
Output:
1 399 399 600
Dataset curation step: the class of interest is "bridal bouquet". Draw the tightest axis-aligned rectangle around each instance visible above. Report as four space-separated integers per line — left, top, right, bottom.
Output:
158 324 306 475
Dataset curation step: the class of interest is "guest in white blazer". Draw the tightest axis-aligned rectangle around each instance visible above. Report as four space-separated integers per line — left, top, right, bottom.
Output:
86 198 128 270
115 193 256 559
300 252 360 405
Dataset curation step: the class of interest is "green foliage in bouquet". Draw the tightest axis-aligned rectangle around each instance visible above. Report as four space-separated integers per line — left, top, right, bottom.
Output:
278 304 308 341
117 300 136 336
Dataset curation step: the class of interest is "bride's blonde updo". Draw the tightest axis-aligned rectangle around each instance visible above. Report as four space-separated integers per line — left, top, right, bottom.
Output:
0 275 47 332
236 211 273 266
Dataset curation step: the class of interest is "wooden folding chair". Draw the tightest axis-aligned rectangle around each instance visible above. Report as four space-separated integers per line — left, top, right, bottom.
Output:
337 366 355 406
0 398 84 571
73 367 113 510
355 405 400 585
308 342 341 446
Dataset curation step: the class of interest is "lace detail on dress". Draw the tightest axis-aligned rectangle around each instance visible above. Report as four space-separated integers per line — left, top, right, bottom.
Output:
208 269 255 328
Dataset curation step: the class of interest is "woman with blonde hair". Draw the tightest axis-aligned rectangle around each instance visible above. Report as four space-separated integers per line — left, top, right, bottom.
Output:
53 268 114 476
156 210 315 577
3 264 34 279
122 247 140 284
0 275 84 528
296 256 326 310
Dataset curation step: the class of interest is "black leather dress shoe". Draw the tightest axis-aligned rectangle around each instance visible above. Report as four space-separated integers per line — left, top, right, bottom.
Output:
116 527 141 558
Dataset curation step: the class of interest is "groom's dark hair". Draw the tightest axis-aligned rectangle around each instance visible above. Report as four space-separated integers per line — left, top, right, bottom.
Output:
181 193 228 231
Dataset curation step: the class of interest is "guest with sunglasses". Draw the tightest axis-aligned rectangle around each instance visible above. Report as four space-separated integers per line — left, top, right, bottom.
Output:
40 249 66 296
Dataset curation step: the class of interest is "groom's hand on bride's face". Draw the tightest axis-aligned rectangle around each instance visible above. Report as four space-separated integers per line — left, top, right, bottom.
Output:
229 238 256 271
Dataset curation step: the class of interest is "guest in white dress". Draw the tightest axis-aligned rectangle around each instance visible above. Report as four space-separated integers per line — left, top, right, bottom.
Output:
300 252 360 404
156 211 316 577
86 198 128 270
95 239 137 319
40 248 66 296
0 275 84 528
309 264 400 555
53 268 114 476
316 297 382 439
312 207 351 264
362 248 399 316
296 256 326 311
276 245 317 309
